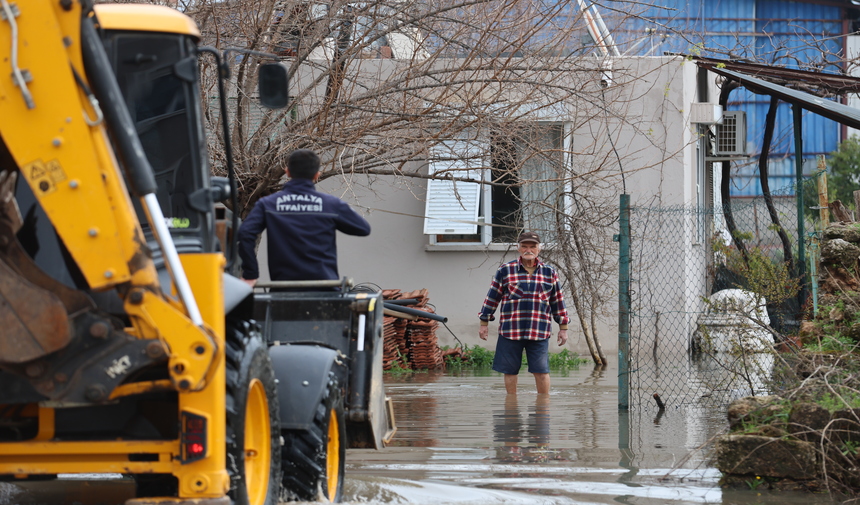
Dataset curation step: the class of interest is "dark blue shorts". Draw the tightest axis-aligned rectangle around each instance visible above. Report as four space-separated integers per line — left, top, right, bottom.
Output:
492 337 550 375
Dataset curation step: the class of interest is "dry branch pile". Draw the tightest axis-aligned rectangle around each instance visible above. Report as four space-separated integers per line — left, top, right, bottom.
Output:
715 222 860 498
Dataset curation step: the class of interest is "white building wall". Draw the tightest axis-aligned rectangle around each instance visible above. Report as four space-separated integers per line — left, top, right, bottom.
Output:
258 56 704 359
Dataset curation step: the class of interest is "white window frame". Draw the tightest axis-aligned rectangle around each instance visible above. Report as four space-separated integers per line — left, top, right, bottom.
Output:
426 121 572 250
423 139 486 235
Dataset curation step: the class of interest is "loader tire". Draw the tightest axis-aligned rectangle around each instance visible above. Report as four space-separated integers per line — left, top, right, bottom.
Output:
226 320 281 505
280 373 345 502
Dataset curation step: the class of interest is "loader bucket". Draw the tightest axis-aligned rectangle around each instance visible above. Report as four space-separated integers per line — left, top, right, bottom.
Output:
0 256 70 364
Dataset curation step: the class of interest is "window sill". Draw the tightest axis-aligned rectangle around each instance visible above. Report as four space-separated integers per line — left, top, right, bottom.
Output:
425 243 518 252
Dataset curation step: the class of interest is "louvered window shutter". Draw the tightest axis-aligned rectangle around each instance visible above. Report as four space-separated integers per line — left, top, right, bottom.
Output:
423 139 485 235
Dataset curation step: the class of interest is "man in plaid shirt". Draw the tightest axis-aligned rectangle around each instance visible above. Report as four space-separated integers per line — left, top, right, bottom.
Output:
478 231 569 394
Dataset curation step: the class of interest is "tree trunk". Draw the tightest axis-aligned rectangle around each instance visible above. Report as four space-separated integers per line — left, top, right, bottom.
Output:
758 95 795 274
718 80 748 264
853 190 860 218
829 200 854 222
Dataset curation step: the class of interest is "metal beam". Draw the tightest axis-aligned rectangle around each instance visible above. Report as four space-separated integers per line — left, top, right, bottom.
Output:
708 67 860 130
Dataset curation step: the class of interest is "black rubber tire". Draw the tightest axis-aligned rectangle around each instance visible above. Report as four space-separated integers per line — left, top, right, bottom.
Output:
0 474 58 482
280 373 346 502
225 320 282 505
132 473 176 497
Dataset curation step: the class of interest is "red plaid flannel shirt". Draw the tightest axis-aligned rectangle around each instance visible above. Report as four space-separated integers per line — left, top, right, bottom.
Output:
478 257 570 340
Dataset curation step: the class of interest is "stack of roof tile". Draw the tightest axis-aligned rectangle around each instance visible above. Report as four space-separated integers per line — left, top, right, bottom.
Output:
380 288 444 370
381 289 402 300
381 290 408 371
401 289 443 370
382 316 409 371
399 288 429 307
382 316 398 370
407 309 443 370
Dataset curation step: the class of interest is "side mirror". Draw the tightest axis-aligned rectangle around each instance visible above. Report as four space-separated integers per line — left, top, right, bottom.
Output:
258 62 289 109
210 176 231 202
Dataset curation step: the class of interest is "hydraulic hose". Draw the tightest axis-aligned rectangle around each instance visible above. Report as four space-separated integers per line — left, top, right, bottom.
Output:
382 303 448 323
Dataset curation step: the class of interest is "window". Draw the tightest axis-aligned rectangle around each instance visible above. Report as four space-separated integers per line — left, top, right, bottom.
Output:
423 137 485 236
272 2 328 57
424 123 567 246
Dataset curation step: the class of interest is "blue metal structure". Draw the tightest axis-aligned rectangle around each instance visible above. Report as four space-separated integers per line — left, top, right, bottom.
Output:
595 0 853 196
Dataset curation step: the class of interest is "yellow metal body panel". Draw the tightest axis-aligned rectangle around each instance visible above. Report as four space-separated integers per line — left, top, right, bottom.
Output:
174 254 229 497
0 256 229 497
94 4 201 39
34 407 54 441
127 498 231 505
109 379 174 400
0 0 159 290
0 440 177 474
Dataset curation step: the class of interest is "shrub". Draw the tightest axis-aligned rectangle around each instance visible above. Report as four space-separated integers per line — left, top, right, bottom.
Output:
443 345 586 371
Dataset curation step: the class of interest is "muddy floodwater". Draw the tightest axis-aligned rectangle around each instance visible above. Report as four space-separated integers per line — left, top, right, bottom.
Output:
341 364 841 505
0 363 844 505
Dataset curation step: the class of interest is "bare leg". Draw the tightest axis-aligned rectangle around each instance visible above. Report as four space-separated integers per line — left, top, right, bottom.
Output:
533 373 550 394
503 374 518 394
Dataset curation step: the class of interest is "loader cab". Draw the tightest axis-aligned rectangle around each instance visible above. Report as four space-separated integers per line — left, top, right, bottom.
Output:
95 5 217 258
14 5 288 298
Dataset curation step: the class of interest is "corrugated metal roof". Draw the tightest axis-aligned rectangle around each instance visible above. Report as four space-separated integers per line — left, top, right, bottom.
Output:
691 53 860 159
707 67 860 130
692 56 860 95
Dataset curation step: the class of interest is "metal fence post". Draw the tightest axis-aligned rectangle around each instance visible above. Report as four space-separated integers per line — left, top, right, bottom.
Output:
793 106 808 308
618 194 631 410
812 165 827 318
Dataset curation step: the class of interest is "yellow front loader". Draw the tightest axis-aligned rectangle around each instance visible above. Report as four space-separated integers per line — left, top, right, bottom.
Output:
0 1 288 503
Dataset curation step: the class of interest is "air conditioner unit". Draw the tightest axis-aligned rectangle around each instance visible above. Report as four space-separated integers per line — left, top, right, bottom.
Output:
715 110 747 156
690 103 723 124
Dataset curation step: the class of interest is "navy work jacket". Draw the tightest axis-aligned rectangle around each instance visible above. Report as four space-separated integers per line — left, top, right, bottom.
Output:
238 179 371 281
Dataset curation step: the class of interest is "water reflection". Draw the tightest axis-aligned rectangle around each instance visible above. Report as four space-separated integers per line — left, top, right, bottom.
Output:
493 394 524 446
631 343 777 411
342 366 843 505
492 394 552 463
692 351 775 402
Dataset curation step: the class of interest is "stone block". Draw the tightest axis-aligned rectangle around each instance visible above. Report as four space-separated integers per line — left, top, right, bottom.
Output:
788 402 831 442
715 435 818 480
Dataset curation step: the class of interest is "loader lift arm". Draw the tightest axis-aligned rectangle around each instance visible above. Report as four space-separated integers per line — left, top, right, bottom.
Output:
0 1 236 502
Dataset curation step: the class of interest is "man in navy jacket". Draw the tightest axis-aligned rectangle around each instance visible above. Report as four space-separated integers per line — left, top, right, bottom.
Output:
238 149 371 286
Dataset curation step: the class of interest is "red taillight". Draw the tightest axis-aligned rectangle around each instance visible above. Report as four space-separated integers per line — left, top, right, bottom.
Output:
181 411 207 464
187 442 205 457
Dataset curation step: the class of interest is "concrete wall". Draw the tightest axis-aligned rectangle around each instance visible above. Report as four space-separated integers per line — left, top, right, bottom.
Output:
255 55 705 360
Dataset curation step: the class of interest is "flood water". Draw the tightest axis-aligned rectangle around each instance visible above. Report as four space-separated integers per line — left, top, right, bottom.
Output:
341 363 842 505
0 362 844 504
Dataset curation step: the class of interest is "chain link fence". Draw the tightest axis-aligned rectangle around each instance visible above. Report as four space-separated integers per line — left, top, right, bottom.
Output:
621 174 823 411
